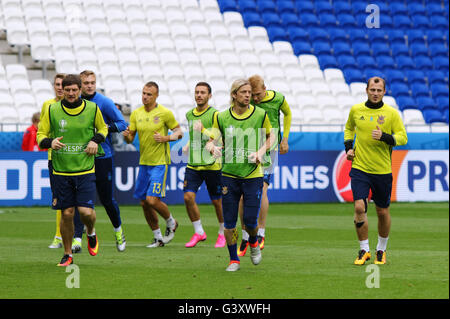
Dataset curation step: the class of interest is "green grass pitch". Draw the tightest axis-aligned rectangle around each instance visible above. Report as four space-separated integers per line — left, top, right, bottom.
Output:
0 202 448 299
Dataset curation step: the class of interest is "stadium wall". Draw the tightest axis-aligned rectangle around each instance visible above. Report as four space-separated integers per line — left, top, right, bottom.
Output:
0 150 447 206
0 131 448 151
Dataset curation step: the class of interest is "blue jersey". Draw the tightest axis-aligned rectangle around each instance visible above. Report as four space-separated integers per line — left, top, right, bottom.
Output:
88 92 128 158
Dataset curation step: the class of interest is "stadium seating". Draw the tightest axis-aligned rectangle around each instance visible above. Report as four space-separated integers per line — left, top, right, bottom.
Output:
0 0 448 130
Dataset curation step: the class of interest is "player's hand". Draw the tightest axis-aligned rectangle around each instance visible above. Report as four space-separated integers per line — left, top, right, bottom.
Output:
122 126 130 137
84 140 98 155
372 126 382 140
193 120 203 132
346 149 355 161
280 138 289 155
51 136 65 150
153 132 167 143
182 144 189 155
206 141 222 158
248 150 264 165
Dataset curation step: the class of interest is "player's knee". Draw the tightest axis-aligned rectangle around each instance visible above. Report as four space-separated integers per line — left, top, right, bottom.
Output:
61 208 74 218
354 199 367 215
146 196 159 207
183 192 195 205
376 207 389 217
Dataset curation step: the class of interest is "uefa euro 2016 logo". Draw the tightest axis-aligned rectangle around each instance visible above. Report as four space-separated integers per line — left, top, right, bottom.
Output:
59 119 67 133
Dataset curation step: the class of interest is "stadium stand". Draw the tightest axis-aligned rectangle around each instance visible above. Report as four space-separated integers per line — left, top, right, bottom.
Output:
0 0 448 132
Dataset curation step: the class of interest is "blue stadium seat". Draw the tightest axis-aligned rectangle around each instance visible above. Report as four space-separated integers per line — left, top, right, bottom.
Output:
367 29 386 44
396 56 416 70
429 43 448 58
407 30 425 45
238 0 257 13
277 1 296 15
391 43 410 57
355 13 369 27
287 27 309 42
313 41 332 55
292 41 312 55
318 13 338 27
390 2 408 15
242 12 263 27
430 15 448 29
427 70 447 85
426 30 445 45
357 56 377 69
430 83 449 99
295 2 314 14
380 15 394 28
262 12 282 28
433 56 449 71
351 2 367 15
411 83 430 99
333 2 352 15
397 96 417 111
411 15 430 28
218 0 238 12
426 3 446 16
266 26 288 42
352 42 371 56
338 55 357 69
414 56 434 70
364 69 385 81
328 28 348 43
393 15 412 29
347 28 366 43
300 13 319 27
406 70 426 85
384 69 405 85
410 43 429 57
336 13 357 28
417 97 438 111
308 27 329 42
390 83 410 97
315 1 333 14
371 43 390 56
343 68 365 83
408 3 426 16
318 54 339 69
333 42 352 57
280 12 300 28
443 109 449 123
436 96 450 111
257 0 276 13
422 109 444 123
387 30 405 45
376 56 395 69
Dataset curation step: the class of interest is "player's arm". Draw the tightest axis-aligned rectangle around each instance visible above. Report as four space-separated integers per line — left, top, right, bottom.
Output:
104 98 128 133
123 111 137 144
371 111 407 146
279 99 292 154
37 107 55 149
205 112 223 157
344 106 356 160
154 110 183 143
85 106 108 155
249 114 275 164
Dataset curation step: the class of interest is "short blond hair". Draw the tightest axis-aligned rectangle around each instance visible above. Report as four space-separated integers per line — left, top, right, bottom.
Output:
248 74 265 90
367 76 386 90
80 70 96 79
230 79 251 105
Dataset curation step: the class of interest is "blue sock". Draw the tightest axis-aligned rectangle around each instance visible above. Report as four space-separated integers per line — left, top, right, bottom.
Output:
227 244 240 262
248 235 258 247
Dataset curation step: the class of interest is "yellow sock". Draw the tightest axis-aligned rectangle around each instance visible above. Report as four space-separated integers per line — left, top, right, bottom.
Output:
55 210 62 238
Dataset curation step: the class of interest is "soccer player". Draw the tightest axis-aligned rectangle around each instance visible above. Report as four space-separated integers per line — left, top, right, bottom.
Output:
237 75 292 256
42 73 66 249
37 74 108 266
206 79 275 271
182 82 225 248
69 70 128 252
124 82 183 247
344 77 408 265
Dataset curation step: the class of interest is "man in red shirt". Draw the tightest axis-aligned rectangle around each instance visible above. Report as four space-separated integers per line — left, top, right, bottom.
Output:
22 112 45 151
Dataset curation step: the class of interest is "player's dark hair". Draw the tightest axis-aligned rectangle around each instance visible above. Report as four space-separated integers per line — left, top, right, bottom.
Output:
62 74 81 88
144 81 159 93
195 82 212 94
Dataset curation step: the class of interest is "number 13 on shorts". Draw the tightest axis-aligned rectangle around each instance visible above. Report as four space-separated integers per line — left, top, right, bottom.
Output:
152 182 162 195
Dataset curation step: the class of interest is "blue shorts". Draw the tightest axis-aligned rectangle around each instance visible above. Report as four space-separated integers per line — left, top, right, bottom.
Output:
221 176 263 229
350 168 393 208
134 165 168 200
52 173 96 210
184 167 222 200
263 170 273 185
